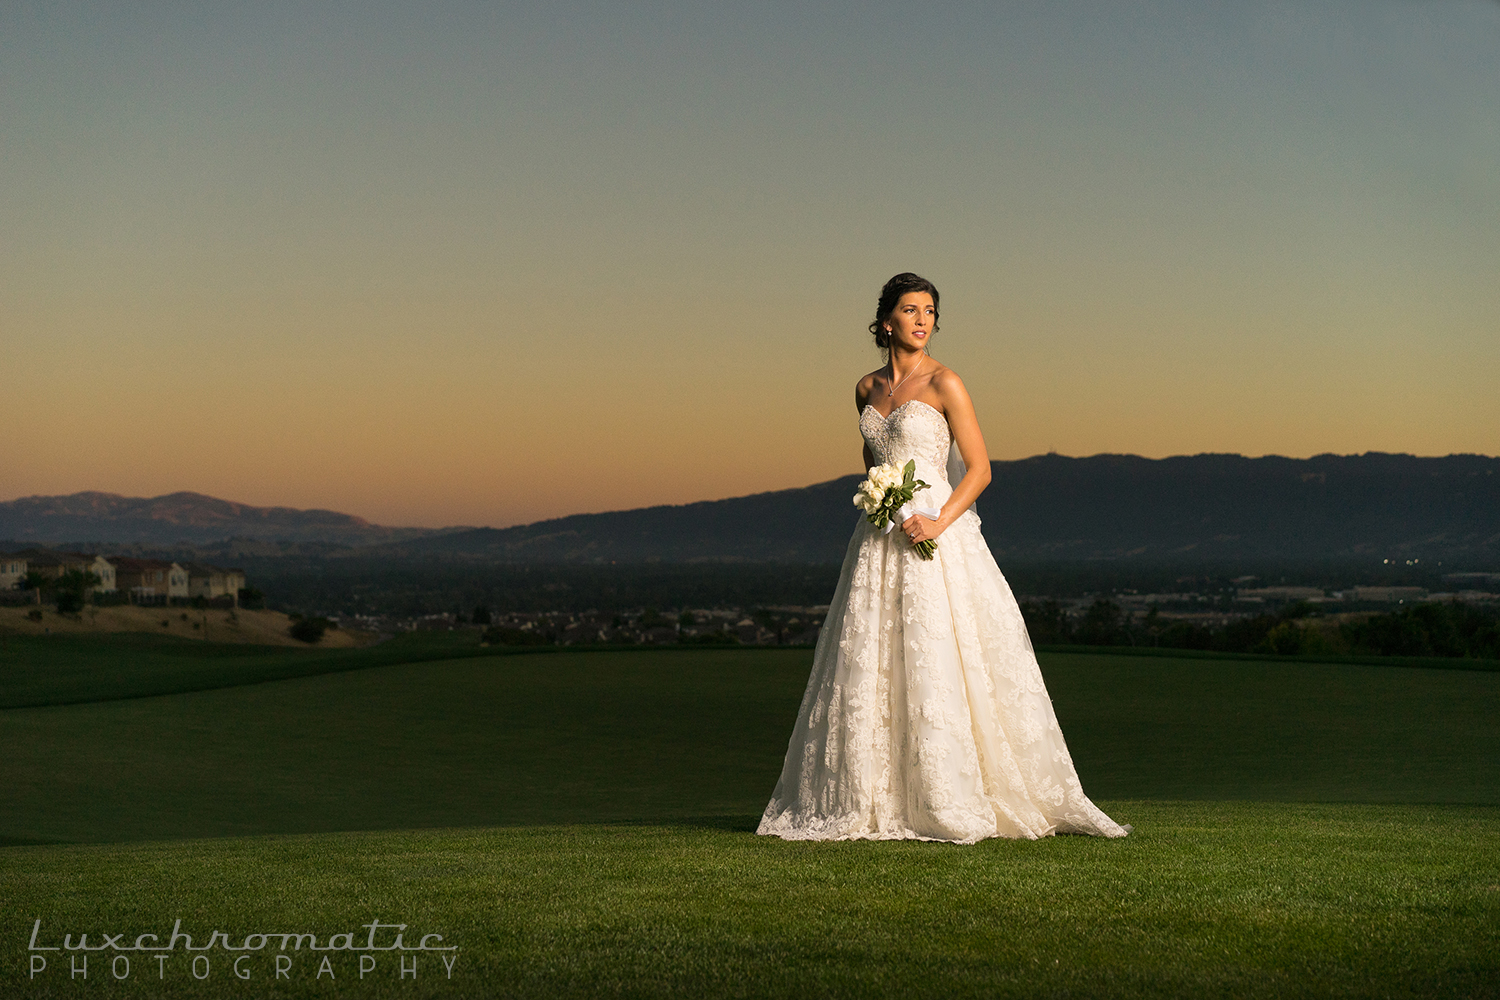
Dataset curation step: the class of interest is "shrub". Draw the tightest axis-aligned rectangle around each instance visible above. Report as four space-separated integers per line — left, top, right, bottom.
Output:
289 617 331 644
482 626 551 646
26 609 43 622
1076 599 1125 646
1259 621 1308 655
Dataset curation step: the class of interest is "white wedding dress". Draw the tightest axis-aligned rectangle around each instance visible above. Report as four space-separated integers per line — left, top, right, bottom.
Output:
757 400 1128 843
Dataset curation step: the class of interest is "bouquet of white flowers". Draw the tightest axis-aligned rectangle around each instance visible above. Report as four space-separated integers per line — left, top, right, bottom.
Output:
853 459 940 560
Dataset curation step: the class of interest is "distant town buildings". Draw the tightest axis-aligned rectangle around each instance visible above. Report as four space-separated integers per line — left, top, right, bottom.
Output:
0 548 247 606
110 558 190 601
1236 586 1326 602
0 555 26 590
1341 586 1429 603
332 605 831 647
186 563 247 602
11 549 117 591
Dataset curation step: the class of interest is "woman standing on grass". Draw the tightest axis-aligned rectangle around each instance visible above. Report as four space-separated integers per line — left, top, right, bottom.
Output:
757 273 1129 843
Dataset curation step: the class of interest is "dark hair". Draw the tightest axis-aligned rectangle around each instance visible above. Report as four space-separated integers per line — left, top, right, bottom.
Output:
869 272 940 350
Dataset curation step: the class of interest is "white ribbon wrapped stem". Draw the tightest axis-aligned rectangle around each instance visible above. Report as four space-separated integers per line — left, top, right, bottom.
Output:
881 503 942 535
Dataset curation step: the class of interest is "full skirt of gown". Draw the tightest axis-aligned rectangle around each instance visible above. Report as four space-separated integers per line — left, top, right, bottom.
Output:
756 400 1127 843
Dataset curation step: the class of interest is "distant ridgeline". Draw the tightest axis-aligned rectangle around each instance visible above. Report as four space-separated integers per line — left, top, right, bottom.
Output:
0 491 440 547
388 452 1500 565
5 453 1497 565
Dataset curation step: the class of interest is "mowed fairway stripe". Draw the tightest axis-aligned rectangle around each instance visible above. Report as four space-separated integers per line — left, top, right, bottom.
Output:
1 649 812 843
1 650 1497 844
1042 653 1500 804
3 805 1498 999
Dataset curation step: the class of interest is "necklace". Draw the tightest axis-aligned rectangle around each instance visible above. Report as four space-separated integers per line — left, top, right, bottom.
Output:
887 352 926 398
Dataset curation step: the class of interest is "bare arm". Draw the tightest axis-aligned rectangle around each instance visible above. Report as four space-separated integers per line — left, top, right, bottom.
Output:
902 370 990 543
855 374 878 472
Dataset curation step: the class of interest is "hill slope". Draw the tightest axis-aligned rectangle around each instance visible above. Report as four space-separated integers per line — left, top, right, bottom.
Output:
7 452 1498 563
391 452 1500 564
0 491 441 546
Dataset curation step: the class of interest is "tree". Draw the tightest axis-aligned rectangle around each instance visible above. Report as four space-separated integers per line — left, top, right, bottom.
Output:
1077 599 1124 646
53 569 101 615
1142 603 1162 646
1020 599 1072 645
20 571 49 606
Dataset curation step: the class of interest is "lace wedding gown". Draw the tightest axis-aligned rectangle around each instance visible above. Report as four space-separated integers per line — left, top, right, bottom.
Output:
757 400 1128 843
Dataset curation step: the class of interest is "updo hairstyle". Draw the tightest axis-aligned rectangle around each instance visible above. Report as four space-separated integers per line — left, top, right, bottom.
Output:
869 272 940 350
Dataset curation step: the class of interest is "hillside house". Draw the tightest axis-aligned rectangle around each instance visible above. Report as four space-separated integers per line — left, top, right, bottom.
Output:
186 563 247 605
112 558 189 603
14 550 116 592
0 554 27 590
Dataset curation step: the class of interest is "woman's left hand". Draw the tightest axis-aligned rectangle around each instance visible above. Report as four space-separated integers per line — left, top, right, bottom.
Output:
902 512 944 546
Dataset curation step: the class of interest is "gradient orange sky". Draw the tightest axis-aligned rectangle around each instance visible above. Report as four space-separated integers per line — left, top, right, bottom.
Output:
4 2 1497 528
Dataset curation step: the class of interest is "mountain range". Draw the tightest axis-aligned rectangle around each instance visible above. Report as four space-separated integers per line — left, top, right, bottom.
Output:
0 491 440 547
385 452 1500 565
7 452 1497 565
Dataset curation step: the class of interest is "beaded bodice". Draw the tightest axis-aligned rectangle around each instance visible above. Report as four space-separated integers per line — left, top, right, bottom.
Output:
859 400 953 485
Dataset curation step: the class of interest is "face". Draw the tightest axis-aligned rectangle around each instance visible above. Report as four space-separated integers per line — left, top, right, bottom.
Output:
883 291 936 350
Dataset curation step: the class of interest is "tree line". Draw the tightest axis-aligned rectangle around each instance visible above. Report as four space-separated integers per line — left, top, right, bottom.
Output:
1019 598 1500 660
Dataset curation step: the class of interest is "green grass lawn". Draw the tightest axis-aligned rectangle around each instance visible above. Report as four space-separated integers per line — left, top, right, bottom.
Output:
2 636 1498 997
5 804 1498 999
0 630 496 710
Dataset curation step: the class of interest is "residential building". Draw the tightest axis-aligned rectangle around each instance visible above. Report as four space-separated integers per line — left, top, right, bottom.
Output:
1345 586 1428 603
0 554 27 590
13 549 116 592
112 558 190 603
186 563 247 605
1237 586 1327 602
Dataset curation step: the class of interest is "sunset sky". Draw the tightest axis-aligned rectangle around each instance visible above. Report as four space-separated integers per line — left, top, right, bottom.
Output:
4 2 1497 529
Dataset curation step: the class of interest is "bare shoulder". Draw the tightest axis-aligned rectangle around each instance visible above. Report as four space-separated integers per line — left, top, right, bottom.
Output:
927 360 961 387
930 359 966 395
929 364 976 415
930 363 968 397
855 369 883 410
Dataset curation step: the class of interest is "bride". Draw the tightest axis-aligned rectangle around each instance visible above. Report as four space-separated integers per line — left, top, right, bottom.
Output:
757 273 1129 843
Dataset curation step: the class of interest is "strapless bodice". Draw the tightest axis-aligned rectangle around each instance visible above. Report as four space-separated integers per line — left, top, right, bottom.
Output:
860 400 953 488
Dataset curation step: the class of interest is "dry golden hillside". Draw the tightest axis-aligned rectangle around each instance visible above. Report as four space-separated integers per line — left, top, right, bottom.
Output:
0 605 376 647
